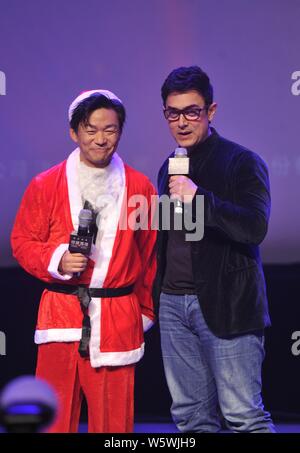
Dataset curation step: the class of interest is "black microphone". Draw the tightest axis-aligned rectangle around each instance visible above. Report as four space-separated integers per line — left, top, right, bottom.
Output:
168 147 190 214
68 209 93 278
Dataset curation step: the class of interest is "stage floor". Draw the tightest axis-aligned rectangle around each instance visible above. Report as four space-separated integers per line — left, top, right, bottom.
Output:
78 421 300 433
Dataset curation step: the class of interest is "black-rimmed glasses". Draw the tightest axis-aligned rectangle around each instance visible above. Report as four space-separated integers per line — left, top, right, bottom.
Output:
163 106 207 121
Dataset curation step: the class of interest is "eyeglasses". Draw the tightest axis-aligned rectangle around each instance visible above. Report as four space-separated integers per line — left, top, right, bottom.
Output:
163 106 207 122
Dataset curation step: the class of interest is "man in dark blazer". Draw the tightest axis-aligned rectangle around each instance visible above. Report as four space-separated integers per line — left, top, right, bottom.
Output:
155 66 275 432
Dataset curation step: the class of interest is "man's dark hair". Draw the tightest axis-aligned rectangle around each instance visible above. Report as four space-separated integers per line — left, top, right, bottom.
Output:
70 94 126 133
161 66 213 107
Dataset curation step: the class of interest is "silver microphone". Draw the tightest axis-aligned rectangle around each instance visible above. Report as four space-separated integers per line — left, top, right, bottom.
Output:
77 209 93 236
168 147 190 214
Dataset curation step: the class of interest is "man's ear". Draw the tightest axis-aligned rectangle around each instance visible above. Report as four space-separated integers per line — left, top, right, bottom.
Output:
69 128 78 143
207 102 217 122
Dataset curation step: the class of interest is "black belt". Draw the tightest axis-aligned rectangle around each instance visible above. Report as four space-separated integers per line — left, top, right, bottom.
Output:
46 283 134 357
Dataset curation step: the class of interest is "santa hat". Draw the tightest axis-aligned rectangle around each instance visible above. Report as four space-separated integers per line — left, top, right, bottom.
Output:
68 89 123 122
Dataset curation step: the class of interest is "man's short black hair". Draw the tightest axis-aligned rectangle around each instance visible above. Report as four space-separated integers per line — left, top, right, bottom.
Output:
70 94 126 133
161 66 213 107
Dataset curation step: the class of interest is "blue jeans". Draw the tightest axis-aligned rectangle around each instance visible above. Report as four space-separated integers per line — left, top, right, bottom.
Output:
159 293 275 433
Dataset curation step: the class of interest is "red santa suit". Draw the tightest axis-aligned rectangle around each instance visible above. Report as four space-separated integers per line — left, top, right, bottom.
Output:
11 148 157 432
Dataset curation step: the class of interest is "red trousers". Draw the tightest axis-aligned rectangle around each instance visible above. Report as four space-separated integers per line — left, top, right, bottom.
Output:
36 342 135 433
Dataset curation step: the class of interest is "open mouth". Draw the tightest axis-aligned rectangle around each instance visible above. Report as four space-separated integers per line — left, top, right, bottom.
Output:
178 131 192 137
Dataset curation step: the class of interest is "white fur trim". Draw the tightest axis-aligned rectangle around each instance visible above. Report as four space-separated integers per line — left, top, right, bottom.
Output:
35 328 82 344
47 243 72 280
68 89 123 122
89 343 145 368
89 244 98 262
65 150 141 367
88 157 126 365
88 284 144 366
66 148 83 232
142 315 154 332
89 153 125 287
34 325 144 367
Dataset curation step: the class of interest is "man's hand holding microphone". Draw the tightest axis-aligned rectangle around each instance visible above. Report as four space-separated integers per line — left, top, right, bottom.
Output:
58 208 93 278
169 175 198 204
58 252 88 276
168 147 197 210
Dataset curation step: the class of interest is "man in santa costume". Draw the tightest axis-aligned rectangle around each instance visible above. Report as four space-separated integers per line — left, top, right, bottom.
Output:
11 89 157 433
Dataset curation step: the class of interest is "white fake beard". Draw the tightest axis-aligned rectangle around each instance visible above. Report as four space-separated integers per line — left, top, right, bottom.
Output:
78 154 123 224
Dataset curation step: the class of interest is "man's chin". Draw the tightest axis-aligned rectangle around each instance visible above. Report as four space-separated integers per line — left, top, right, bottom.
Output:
90 152 114 168
94 158 112 168
177 140 195 149
82 156 112 169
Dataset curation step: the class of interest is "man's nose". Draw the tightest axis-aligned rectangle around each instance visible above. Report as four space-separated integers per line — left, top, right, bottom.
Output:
94 131 107 145
178 113 188 128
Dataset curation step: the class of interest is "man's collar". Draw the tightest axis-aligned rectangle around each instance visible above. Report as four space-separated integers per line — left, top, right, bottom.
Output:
187 127 218 157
